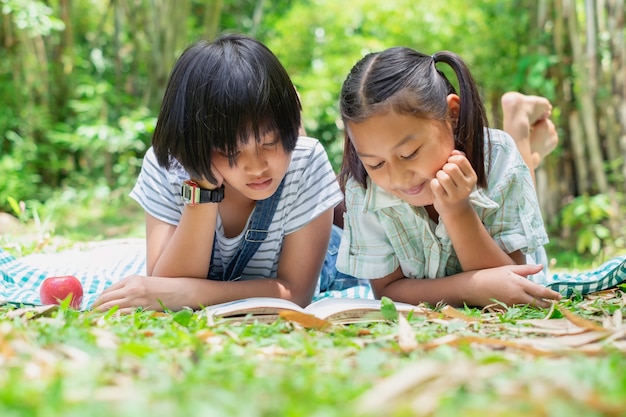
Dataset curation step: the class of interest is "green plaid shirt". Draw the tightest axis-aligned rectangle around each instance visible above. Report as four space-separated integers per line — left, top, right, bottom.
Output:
337 129 549 281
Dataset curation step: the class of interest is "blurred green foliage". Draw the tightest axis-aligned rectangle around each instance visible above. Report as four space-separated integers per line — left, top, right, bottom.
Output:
1 0 623 259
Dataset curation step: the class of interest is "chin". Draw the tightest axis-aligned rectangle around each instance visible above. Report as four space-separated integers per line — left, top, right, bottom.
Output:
247 184 279 201
398 194 433 207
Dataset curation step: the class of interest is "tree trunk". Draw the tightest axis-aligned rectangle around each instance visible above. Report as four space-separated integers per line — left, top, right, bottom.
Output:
144 0 190 110
569 111 590 194
564 0 609 193
204 0 223 40
606 0 626 192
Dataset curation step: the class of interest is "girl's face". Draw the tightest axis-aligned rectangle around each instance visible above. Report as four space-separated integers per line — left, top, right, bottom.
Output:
212 131 291 201
346 102 458 207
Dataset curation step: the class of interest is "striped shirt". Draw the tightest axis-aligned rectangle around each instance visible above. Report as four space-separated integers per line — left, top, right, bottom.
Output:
130 136 343 280
336 129 549 281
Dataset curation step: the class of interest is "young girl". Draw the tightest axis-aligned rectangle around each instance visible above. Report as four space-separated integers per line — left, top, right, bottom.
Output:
336 47 563 308
94 33 346 312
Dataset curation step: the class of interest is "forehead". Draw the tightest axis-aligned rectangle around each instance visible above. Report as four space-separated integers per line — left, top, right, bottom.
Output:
346 112 439 149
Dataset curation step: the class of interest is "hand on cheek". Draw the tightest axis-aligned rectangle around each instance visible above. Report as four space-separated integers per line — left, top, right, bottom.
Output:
430 152 477 216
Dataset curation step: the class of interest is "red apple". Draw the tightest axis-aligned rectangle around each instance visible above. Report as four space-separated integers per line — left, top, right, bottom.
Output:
40 276 84 309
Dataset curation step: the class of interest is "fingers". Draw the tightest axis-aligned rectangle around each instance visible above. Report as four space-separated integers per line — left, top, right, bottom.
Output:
523 281 562 307
506 263 544 276
431 155 477 200
92 287 126 311
92 277 139 311
478 264 562 309
511 271 562 308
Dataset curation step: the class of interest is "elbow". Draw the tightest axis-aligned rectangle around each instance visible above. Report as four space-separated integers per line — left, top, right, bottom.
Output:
277 280 315 308
371 280 395 301
286 286 315 307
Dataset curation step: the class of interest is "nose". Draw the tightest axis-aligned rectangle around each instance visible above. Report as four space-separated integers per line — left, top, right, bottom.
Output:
242 146 268 175
387 162 410 188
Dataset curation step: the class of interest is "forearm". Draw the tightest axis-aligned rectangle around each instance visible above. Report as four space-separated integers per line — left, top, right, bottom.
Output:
155 275 309 310
441 208 517 270
372 262 558 309
373 272 477 307
151 203 219 278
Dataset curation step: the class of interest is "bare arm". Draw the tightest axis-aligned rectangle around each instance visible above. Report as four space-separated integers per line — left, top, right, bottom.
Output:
441 205 525 268
432 152 523 270
370 265 561 308
93 207 334 312
147 204 218 278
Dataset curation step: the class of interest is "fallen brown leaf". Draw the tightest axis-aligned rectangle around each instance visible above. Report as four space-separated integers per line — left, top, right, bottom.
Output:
397 313 418 353
440 305 478 322
556 305 608 332
278 310 331 330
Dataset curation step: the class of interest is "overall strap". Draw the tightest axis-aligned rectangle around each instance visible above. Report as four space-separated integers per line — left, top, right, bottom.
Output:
218 178 286 281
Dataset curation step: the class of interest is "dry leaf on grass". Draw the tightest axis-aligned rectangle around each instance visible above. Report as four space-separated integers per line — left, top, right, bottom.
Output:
357 355 626 417
356 359 505 416
515 318 588 335
392 303 625 356
5 305 58 320
278 310 331 330
397 313 418 352
556 305 608 332
422 335 553 356
440 305 478 322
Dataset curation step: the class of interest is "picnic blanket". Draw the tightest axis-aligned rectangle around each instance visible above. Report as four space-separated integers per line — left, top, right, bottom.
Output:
1 239 624 310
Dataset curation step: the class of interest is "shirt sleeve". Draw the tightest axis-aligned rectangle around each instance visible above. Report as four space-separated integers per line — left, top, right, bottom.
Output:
283 138 343 234
129 147 185 226
480 131 549 255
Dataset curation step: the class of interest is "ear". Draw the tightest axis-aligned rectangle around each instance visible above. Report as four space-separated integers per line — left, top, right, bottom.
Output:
446 94 461 120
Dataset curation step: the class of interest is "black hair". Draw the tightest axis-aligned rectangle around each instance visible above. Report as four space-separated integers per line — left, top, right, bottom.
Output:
152 33 302 183
338 47 490 190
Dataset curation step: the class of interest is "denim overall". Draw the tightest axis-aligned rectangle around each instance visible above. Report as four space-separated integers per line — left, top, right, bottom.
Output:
211 179 359 292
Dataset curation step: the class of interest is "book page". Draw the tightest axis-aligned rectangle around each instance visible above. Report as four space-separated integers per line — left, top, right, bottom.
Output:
205 297 304 318
305 297 417 321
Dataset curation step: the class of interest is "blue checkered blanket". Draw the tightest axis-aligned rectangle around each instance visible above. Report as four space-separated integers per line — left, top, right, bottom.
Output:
1 239 624 309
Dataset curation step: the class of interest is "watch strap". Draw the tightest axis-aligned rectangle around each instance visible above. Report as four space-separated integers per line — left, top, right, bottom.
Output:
197 185 225 203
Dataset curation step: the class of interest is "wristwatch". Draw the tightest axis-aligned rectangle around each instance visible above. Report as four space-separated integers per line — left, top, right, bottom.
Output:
181 180 225 205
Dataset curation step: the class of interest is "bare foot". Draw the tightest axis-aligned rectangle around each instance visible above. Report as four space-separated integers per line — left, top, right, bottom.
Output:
530 118 559 163
501 92 556 172
501 92 552 127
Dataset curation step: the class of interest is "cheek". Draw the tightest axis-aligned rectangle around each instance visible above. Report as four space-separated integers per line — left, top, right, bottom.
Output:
211 157 237 177
269 148 291 170
364 168 390 190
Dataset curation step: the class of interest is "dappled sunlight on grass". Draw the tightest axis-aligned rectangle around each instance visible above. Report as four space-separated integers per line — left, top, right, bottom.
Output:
1 292 625 416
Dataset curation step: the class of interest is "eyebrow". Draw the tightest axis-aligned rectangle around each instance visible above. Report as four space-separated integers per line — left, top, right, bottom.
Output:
356 134 416 158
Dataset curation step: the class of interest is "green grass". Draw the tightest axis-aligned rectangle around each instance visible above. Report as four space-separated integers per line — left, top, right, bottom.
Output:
1 297 625 416
1 189 625 416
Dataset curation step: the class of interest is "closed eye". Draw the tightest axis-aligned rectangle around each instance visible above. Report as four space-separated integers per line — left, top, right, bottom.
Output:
367 161 385 170
218 151 241 160
401 148 419 160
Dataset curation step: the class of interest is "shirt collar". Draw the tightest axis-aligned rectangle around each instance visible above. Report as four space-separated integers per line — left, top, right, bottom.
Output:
362 177 405 212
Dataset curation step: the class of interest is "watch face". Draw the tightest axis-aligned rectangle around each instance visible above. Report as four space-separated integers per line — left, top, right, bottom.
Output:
181 181 199 205
182 185 192 203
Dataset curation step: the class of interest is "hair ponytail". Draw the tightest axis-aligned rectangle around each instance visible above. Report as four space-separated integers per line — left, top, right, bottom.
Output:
432 51 489 188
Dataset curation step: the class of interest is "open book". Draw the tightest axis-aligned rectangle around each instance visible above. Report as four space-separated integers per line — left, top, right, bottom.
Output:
203 296 419 324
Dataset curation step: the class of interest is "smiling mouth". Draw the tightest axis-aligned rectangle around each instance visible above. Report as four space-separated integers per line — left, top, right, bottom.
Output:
400 182 425 196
